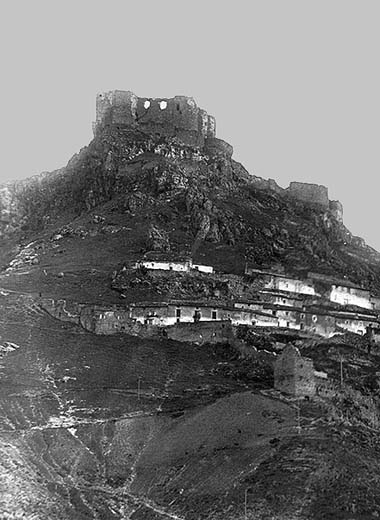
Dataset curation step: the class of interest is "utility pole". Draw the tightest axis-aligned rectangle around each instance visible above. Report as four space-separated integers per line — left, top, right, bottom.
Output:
340 356 343 386
244 488 249 520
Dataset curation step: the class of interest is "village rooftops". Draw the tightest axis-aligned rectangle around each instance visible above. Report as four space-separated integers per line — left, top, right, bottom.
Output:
129 299 275 315
129 299 231 308
259 289 308 300
246 268 302 279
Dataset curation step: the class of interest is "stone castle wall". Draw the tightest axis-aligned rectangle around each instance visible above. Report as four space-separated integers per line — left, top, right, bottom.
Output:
286 182 329 208
94 90 216 147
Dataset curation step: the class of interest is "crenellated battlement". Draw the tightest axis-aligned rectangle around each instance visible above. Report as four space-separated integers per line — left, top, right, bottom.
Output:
93 90 216 147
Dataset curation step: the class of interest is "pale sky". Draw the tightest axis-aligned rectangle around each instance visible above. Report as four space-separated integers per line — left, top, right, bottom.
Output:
1 1 379 249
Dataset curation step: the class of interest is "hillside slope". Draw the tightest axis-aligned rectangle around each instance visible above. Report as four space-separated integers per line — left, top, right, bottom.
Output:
2 94 380 519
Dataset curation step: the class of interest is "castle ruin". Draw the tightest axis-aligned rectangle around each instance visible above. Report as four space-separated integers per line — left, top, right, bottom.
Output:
93 90 217 148
286 182 329 209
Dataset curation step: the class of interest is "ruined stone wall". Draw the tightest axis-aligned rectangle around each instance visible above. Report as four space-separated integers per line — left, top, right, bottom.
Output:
39 298 81 325
165 320 234 345
274 345 316 397
286 182 329 209
94 90 216 148
95 90 137 127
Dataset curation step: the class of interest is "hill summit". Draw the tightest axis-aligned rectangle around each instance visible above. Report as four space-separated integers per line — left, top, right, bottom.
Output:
0 90 379 290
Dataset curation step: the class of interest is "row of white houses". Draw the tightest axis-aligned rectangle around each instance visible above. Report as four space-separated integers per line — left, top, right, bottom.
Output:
130 259 380 313
126 299 378 337
245 267 380 311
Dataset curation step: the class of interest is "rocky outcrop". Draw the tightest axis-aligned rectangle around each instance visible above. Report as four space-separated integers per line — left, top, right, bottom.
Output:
146 225 171 252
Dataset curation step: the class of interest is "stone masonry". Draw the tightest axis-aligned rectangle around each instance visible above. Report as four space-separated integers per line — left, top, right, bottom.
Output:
274 344 316 397
93 90 217 148
286 182 329 209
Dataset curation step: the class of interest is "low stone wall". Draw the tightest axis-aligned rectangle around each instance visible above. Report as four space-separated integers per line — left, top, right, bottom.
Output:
165 320 234 345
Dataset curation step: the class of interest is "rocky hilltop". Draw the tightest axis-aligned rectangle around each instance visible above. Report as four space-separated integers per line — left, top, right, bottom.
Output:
1 91 380 519
1 90 380 290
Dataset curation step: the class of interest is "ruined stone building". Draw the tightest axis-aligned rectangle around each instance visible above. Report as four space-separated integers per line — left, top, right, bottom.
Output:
286 182 330 209
93 90 232 158
274 345 316 398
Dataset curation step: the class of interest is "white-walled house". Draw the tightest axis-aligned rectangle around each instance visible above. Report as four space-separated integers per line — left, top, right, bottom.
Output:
134 260 190 272
259 290 305 308
129 301 280 328
329 284 372 310
274 276 315 295
370 296 380 311
246 268 315 296
134 260 213 274
192 264 214 274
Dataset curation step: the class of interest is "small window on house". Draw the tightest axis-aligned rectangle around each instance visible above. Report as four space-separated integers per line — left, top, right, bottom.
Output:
345 320 349 324
144 100 151 109
212 310 217 320
286 321 290 327
176 308 181 318
176 103 180 111
283 299 286 304
159 100 167 110
285 311 289 316
301 314 305 319
300 323 304 330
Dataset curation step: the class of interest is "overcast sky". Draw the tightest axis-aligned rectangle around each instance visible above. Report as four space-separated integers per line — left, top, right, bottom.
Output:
1 1 379 249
